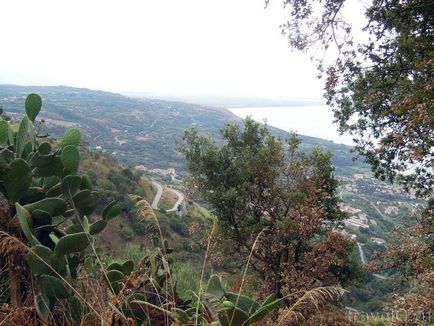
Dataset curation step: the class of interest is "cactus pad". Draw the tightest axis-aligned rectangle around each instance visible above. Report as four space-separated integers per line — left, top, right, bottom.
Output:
0 120 9 146
61 175 82 198
24 198 67 217
54 232 92 256
4 158 32 202
61 145 80 174
89 219 107 235
26 245 54 275
102 201 121 221
38 275 70 299
37 142 52 155
62 128 81 148
25 93 42 122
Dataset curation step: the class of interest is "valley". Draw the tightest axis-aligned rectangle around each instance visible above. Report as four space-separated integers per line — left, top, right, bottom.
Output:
0 85 420 247
0 84 424 313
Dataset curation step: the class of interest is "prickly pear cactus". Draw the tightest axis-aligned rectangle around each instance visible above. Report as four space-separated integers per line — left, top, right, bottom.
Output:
203 275 282 326
0 93 121 322
25 93 42 122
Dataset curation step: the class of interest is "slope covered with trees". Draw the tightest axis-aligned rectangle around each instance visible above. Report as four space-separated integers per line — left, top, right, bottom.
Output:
178 118 362 323
1 94 292 325
276 0 434 321
0 84 364 175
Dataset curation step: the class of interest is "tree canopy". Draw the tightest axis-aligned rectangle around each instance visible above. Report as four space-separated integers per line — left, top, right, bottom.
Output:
274 0 433 196
179 118 361 322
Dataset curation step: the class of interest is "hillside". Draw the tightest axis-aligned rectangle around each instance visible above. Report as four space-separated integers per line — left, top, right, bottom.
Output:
0 84 362 175
1 88 422 242
0 85 422 244
78 150 208 254
0 87 426 317
77 150 212 298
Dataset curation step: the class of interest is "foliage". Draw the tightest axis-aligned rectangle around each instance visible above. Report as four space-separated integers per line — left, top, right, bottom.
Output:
0 93 350 325
0 84 365 175
178 118 361 321
273 0 434 197
0 94 121 322
276 0 433 317
367 201 434 323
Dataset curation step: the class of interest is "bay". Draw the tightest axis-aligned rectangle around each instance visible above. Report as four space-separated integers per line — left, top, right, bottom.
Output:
228 106 354 145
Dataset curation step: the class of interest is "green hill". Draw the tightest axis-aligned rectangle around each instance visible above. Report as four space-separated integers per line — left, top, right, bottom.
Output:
0 87 424 314
0 84 363 175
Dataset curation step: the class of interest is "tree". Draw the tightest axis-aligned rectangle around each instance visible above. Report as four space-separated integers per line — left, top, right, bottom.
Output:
178 118 361 321
367 199 434 323
272 0 433 318
273 0 433 196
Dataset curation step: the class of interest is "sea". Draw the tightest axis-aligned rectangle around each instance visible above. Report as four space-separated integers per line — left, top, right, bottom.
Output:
228 106 354 145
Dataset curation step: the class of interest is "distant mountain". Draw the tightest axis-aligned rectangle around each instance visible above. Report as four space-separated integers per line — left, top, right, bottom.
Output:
120 92 325 108
0 84 363 175
1 84 422 310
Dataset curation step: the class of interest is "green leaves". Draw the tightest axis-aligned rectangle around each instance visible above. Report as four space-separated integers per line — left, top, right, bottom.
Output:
37 142 52 155
0 120 10 146
15 116 33 157
25 93 42 122
34 156 64 177
107 269 126 294
72 190 99 209
16 203 39 246
225 292 260 314
103 201 121 221
246 295 281 324
35 294 51 321
107 260 134 275
62 128 81 148
218 306 249 326
0 92 124 324
27 245 54 275
61 175 81 198
54 232 92 256
79 175 92 190
207 275 225 300
24 198 67 217
205 274 281 326
89 219 107 235
122 260 134 275
61 145 80 174
3 158 32 202
38 275 70 299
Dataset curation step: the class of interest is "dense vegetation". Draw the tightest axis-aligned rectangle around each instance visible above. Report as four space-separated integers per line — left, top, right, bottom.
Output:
0 84 365 176
1 95 352 325
0 87 429 323
0 0 432 323
276 0 433 194
178 119 363 323
277 0 434 322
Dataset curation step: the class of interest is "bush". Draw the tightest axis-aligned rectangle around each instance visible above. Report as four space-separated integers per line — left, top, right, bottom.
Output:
172 262 201 300
120 226 134 240
124 243 145 263
169 218 189 237
132 220 147 235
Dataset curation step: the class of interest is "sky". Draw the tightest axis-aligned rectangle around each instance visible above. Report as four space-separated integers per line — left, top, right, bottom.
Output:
0 0 332 99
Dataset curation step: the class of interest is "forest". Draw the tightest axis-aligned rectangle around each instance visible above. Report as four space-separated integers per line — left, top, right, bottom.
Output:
0 0 433 324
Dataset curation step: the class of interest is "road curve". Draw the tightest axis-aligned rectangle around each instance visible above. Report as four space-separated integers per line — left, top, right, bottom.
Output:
357 242 388 280
167 189 185 212
357 242 366 264
151 181 163 210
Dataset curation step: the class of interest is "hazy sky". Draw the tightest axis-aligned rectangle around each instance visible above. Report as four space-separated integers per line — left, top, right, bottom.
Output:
0 0 366 99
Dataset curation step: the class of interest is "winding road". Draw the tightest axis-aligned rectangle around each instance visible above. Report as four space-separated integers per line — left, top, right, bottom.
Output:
151 181 163 210
151 180 184 212
357 242 388 280
167 188 185 212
